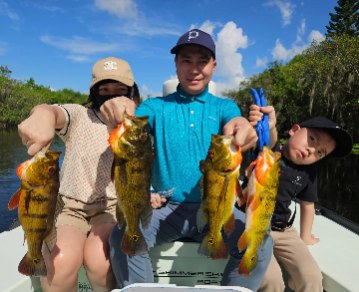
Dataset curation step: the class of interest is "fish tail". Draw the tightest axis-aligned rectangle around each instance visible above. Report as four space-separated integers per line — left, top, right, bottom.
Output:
18 253 47 276
121 230 148 256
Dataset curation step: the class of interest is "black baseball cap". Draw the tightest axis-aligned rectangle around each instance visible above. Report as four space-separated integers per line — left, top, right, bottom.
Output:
300 116 353 157
170 29 216 59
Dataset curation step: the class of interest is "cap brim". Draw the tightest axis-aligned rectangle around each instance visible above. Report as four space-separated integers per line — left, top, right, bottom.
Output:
90 75 134 89
328 128 353 157
170 44 215 58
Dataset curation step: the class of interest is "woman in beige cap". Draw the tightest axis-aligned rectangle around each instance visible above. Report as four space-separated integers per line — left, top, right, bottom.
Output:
17 57 139 292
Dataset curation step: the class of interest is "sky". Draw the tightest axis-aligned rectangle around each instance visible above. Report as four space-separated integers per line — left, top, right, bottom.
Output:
0 0 338 97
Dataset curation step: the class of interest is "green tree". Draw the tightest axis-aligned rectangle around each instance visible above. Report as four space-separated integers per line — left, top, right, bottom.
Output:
0 65 12 78
326 0 359 38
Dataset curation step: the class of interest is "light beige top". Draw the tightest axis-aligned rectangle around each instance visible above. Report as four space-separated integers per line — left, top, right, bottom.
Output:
56 104 116 203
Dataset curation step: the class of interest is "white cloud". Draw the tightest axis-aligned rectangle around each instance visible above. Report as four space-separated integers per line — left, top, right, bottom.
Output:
140 84 161 99
0 0 19 21
0 42 7 55
272 39 293 61
266 0 295 26
271 18 324 62
40 35 121 61
215 21 249 94
256 57 268 68
190 20 217 36
308 30 325 43
95 0 139 19
94 0 179 37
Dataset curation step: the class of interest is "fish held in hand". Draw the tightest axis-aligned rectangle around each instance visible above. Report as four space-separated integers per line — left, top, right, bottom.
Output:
8 150 61 276
109 114 153 256
238 146 281 275
198 134 242 259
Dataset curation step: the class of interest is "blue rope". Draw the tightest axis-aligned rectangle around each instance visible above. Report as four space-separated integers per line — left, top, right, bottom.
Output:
249 87 270 152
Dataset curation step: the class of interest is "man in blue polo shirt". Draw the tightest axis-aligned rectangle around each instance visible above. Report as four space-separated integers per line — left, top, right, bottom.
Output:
108 29 274 290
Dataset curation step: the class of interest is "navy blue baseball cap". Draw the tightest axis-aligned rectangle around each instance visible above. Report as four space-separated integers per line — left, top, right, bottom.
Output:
170 29 216 59
300 116 353 157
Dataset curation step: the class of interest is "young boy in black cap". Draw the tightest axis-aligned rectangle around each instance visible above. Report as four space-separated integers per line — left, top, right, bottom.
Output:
258 116 353 292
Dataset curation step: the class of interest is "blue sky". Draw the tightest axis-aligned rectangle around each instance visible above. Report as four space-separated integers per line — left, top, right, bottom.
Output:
1 0 337 97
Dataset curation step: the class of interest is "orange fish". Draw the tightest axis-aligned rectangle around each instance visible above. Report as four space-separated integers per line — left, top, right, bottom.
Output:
8 150 61 276
238 146 281 275
198 134 242 259
109 114 153 256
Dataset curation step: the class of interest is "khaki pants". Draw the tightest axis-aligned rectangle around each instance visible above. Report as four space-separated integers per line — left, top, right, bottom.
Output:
258 227 323 292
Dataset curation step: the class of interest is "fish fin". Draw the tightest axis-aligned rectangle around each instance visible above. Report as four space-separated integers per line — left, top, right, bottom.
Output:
116 205 125 227
223 213 235 236
16 159 32 179
140 205 152 229
199 160 206 173
245 160 256 178
196 207 207 232
236 180 247 207
44 226 57 252
121 230 148 256
18 253 47 276
8 188 22 210
198 235 210 257
238 231 248 251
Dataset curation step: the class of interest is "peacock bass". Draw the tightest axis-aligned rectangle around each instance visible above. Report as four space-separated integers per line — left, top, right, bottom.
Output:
198 134 242 259
238 146 281 275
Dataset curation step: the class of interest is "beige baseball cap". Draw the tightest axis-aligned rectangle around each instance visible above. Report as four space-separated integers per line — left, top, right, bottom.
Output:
90 57 134 89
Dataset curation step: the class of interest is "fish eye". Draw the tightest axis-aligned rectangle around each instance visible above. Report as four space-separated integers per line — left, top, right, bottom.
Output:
208 150 215 158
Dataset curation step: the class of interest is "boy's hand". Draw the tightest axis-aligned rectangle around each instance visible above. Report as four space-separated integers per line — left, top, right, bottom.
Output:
249 105 277 147
301 233 320 245
100 96 136 128
223 117 258 152
249 105 276 130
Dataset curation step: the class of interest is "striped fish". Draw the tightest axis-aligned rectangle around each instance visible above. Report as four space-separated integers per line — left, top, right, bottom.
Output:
238 146 281 275
198 134 242 259
109 114 153 256
8 150 61 276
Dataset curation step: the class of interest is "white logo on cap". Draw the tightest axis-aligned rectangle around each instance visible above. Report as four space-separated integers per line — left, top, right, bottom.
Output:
104 61 117 71
188 30 199 41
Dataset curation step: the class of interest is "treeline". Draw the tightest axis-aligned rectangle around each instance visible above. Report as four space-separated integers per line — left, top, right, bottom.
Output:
225 34 359 144
0 66 88 128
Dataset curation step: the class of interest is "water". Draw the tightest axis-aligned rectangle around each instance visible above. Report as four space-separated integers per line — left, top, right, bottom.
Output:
1 129 358 233
0 129 64 233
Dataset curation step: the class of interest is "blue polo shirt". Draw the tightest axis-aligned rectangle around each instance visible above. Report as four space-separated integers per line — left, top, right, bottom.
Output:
136 86 241 203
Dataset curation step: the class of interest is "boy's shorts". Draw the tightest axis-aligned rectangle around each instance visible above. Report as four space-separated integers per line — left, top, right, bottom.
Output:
55 195 117 235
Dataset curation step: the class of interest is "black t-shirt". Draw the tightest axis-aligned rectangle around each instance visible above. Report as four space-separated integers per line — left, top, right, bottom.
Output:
271 155 318 224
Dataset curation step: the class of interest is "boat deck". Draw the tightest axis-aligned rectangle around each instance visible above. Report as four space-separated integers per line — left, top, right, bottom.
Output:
1 202 358 292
